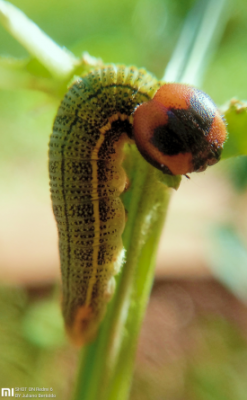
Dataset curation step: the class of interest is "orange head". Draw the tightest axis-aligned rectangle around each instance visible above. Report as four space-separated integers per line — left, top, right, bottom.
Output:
133 83 227 176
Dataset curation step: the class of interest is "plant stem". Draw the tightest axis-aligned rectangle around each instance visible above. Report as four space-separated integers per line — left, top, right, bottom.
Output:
73 148 174 400
0 0 78 79
163 0 228 86
73 0 230 398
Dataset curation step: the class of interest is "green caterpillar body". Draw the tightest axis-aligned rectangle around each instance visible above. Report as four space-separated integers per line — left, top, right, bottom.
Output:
49 65 160 345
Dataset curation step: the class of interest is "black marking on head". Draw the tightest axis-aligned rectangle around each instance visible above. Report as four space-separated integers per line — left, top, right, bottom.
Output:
173 108 212 137
150 109 210 157
192 144 222 172
151 111 189 155
190 89 216 126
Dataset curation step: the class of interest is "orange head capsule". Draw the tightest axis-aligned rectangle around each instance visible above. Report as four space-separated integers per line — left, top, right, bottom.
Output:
133 83 227 176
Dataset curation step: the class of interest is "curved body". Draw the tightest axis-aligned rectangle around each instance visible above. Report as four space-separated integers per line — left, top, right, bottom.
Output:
49 65 160 345
49 65 227 346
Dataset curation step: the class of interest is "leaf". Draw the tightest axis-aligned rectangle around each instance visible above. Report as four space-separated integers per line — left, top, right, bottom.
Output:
221 99 247 159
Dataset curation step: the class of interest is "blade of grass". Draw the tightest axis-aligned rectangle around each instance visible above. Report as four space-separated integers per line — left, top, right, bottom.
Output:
163 0 228 86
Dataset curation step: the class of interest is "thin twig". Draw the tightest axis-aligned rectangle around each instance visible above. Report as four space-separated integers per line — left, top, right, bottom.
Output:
0 0 78 79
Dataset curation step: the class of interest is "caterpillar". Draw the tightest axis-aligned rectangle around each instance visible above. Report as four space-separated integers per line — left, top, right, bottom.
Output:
49 65 227 346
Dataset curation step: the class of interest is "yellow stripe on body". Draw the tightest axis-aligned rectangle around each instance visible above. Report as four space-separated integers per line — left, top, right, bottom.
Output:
84 112 131 307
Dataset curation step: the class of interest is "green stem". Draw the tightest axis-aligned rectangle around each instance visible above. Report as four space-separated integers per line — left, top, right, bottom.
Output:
73 148 174 400
0 0 78 79
106 186 171 400
163 0 228 86
73 0 230 398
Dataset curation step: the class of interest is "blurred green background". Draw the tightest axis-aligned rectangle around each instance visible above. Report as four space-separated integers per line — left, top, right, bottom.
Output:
1 0 247 399
1 0 247 101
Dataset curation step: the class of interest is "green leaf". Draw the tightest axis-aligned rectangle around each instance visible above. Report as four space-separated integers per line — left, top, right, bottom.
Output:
221 99 247 159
